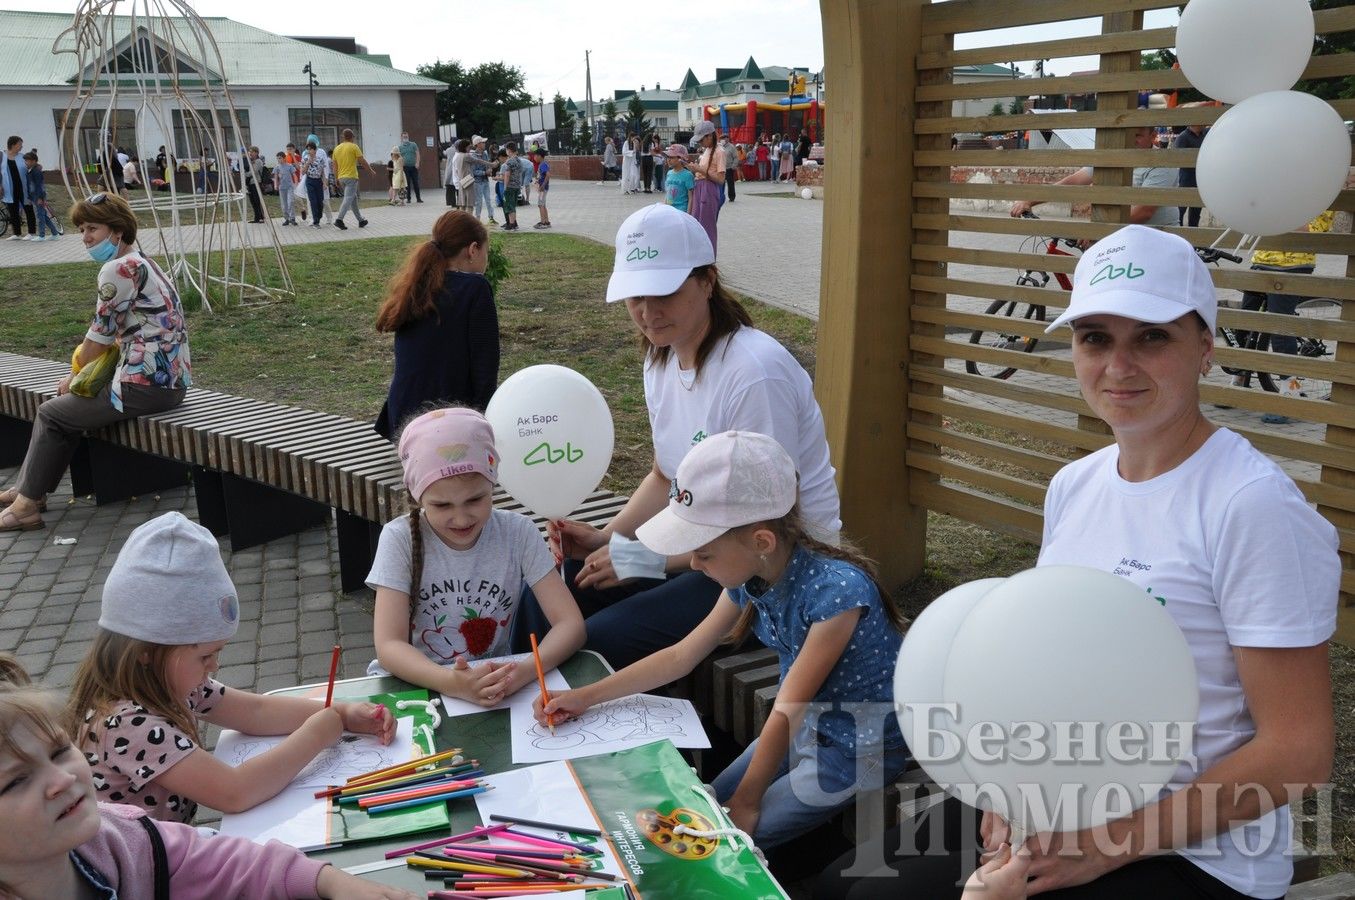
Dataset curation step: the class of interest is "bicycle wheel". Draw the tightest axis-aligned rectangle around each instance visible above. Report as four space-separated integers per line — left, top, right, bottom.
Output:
965 299 1046 379
1250 300 1338 400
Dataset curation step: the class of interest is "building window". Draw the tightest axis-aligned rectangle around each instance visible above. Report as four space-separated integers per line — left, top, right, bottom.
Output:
106 35 198 77
52 107 137 170
752 84 761 90
288 108 362 152
171 108 250 159
655 117 668 126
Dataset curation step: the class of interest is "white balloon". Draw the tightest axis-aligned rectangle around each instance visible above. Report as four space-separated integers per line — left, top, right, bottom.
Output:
1197 91 1350 236
894 578 1004 800
484 365 615 520
942 566 1198 833
1177 0 1314 104
800 187 813 200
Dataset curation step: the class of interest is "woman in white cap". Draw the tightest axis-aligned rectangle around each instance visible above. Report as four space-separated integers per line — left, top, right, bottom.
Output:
688 119 725 254
539 203 842 671
816 225 1338 900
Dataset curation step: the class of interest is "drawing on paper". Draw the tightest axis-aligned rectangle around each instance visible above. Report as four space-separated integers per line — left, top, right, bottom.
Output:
227 733 391 785
526 695 689 750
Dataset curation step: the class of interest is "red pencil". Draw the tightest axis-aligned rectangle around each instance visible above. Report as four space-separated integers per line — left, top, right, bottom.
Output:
323 644 341 708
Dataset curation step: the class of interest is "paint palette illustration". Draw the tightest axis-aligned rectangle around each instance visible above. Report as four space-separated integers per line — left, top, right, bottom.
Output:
635 807 719 860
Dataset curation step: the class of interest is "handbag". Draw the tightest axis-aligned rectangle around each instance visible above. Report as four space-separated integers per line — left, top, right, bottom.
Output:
458 172 475 191
69 345 120 398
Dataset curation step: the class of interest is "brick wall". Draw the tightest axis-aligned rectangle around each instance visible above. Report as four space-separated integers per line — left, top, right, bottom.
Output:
547 155 604 180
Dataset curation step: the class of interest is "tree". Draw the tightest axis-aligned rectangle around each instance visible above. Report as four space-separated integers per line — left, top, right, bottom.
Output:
625 93 652 138
415 59 533 138
574 118 593 155
1007 97 1024 116
601 99 619 144
987 101 1006 137
552 93 568 128
1297 0 1355 100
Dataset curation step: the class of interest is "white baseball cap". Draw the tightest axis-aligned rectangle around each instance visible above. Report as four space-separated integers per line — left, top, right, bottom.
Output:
1045 224 1218 334
605 204 715 303
636 431 798 556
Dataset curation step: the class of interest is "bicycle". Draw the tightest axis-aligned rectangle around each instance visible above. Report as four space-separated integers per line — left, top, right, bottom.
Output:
965 212 1079 379
1216 295 1338 396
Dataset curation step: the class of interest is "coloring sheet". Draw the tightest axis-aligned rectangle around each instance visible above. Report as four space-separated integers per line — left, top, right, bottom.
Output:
213 716 417 789
439 654 570 717
509 692 710 763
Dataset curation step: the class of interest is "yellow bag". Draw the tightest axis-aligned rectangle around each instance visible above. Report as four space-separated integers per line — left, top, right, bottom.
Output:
69 345 120 398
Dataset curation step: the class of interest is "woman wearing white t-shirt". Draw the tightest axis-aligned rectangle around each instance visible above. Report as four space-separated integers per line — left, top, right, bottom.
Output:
815 226 1337 900
538 204 841 670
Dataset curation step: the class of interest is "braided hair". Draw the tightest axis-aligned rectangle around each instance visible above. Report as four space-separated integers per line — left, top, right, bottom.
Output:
407 506 424 640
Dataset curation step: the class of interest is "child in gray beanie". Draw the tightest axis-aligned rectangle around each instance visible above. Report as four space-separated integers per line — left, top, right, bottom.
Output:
66 512 396 824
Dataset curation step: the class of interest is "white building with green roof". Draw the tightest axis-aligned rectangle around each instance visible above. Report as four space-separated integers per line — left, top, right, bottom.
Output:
0 9 445 188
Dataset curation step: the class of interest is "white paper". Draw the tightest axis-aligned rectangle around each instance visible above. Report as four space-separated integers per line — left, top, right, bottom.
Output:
439 654 570 717
213 717 417 789
215 718 429 850
217 782 330 850
475 762 627 881
510 693 710 764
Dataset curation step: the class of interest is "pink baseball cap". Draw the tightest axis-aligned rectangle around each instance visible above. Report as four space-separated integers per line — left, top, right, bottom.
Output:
636 431 798 556
664 143 688 160
398 408 499 502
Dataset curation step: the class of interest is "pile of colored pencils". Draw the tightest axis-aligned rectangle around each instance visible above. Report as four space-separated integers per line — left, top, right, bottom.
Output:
386 820 623 897
313 748 489 815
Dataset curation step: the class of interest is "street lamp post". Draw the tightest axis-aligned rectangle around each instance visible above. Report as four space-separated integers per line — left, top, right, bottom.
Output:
302 62 319 134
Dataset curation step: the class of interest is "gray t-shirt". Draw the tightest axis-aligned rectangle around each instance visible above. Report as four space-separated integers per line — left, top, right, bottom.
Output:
1133 165 1179 226
366 509 555 663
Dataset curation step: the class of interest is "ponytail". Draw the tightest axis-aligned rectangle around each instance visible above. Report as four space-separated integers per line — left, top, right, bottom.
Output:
408 506 424 640
722 506 907 645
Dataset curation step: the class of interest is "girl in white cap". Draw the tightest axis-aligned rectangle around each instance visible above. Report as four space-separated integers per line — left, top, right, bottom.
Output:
543 204 842 673
538 431 908 849
367 408 585 705
66 512 395 824
0 655 417 900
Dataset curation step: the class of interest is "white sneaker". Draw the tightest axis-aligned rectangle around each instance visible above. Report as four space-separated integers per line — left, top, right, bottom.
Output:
23 235 38 241
5 234 20 240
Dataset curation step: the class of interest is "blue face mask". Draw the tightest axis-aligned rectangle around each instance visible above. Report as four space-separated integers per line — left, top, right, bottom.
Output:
87 237 117 263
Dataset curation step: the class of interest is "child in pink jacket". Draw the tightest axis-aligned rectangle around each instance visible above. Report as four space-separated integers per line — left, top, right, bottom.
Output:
0 654 415 900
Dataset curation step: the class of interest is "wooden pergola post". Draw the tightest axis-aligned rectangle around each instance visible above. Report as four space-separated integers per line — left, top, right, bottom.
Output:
816 0 928 590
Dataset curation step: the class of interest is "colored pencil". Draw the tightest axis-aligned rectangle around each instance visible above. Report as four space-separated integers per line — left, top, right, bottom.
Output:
323 644 341 708
453 845 577 859
383 823 512 859
339 764 477 796
491 815 603 837
343 747 462 786
366 784 490 813
356 778 485 807
529 633 555 736
500 829 601 854
405 856 534 877
439 851 588 880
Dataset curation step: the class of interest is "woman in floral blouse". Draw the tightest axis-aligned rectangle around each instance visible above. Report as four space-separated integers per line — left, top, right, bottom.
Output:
0 193 190 532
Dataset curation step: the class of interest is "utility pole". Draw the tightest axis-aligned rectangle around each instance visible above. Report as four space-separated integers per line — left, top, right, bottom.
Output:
584 50 594 150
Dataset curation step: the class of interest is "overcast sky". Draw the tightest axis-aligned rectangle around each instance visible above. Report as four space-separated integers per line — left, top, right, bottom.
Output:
20 1 1182 99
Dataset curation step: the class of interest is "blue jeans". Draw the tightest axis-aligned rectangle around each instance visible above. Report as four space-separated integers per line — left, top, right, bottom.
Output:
653 164 666 193
402 164 421 202
712 732 910 849
34 203 58 236
474 179 495 220
1239 263 1313 357
304 176 324 223
770 158 780 181
336 177 363 223
512 560 724 671
495 181 504 207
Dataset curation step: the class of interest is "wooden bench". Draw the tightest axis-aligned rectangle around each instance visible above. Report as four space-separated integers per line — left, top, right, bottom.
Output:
0 351 627 590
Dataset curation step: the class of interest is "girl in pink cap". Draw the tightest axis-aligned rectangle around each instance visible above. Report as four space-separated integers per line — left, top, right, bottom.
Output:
367 407 585 705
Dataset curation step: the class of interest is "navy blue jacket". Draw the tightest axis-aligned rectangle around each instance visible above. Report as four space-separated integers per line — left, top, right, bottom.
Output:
375 271 500 439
